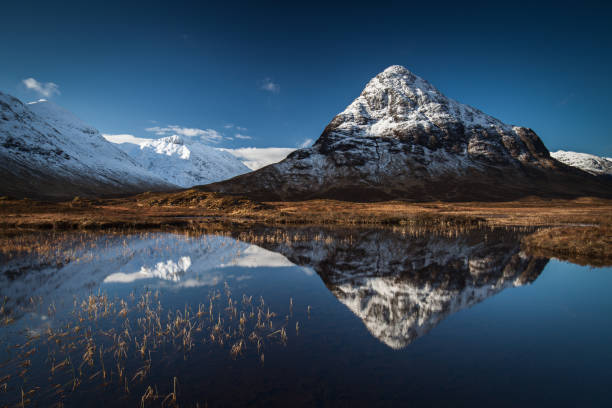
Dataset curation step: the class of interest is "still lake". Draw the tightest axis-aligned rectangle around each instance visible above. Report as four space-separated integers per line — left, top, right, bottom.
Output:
1 228 611 407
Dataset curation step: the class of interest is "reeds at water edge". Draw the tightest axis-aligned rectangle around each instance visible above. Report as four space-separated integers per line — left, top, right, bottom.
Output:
0 282 308 407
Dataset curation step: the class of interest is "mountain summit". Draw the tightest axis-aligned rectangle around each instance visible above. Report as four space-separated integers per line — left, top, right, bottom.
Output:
205 65 611 201
107 134 250 188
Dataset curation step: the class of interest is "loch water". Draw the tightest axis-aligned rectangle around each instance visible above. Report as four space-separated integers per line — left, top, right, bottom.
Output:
1 228 611 407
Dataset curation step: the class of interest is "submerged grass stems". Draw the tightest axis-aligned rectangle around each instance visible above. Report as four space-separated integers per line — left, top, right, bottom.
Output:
0 283 304 407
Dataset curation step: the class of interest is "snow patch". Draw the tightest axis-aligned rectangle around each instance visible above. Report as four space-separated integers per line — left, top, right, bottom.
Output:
108 135 251 187
551 150 612 176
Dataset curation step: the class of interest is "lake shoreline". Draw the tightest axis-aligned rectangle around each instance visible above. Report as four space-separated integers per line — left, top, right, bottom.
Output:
1 191 611 267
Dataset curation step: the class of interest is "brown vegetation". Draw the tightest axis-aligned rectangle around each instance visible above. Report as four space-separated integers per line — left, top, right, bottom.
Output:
135 190 270 212
1 190 610 265
0 285 297 407
522 226 612 267
1 190 611 229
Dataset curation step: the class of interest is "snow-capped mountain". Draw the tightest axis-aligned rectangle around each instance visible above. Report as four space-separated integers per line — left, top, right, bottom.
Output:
205 65 612 200
106 134 250 188
0 92 174 199
551 150 612 177
236 227 547 349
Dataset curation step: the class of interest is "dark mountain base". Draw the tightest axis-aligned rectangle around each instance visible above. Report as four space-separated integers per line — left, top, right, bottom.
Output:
0 160 176 201
202 162 612 202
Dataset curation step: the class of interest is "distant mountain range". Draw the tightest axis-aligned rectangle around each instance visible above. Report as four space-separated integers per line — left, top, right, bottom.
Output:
205 65 612 201
2 67 611 201
105 134 250 188
0 93 249 199
0 92 174 199
551 150 612 178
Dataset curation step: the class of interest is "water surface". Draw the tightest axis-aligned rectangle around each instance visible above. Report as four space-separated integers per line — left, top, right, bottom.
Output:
1 228 610 407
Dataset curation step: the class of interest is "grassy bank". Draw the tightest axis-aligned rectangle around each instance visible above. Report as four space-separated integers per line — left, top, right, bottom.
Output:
522 226 612 267
1 190 611 266
2 190 611 229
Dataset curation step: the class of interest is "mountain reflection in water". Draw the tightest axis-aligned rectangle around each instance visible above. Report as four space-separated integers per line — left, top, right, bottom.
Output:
1 228 546 350
234 228 548 348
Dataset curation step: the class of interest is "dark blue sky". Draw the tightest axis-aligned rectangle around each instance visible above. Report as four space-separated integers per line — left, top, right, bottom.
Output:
1 1 611 155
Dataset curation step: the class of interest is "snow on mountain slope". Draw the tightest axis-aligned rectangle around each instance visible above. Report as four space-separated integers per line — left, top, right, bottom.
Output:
0 92 174 199
106 134 250 187
335 65 511 139
205 65 612 201
551 150 612 177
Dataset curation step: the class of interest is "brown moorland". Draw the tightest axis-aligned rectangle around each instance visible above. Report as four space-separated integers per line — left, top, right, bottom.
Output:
0 190 611 266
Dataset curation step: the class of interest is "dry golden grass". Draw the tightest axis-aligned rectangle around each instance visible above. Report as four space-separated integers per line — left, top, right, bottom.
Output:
522 226 612 267
0 284 297 407
2 191 611 230
1 191 610 265
135 189 270 211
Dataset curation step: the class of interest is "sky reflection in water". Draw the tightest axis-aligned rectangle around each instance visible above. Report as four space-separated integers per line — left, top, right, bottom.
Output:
1 229 611 407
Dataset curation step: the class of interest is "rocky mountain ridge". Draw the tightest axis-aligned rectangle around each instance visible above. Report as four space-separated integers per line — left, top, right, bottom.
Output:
205 65 612 201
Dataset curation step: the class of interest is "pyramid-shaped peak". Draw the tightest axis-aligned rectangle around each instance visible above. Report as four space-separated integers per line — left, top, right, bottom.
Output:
361 65 439 98
381 65 414 76
377 65 425 83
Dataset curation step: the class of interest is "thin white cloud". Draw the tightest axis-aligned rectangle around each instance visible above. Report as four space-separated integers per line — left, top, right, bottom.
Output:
234 133 252 140
220 147 295 170
299 138 314 148
258 78 280 93
145 125 223 142
102 133 153 145
224 124 247 131
22 77 60 98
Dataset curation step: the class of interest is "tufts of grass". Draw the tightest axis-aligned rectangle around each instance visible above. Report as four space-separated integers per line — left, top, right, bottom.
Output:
522 226 612 267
